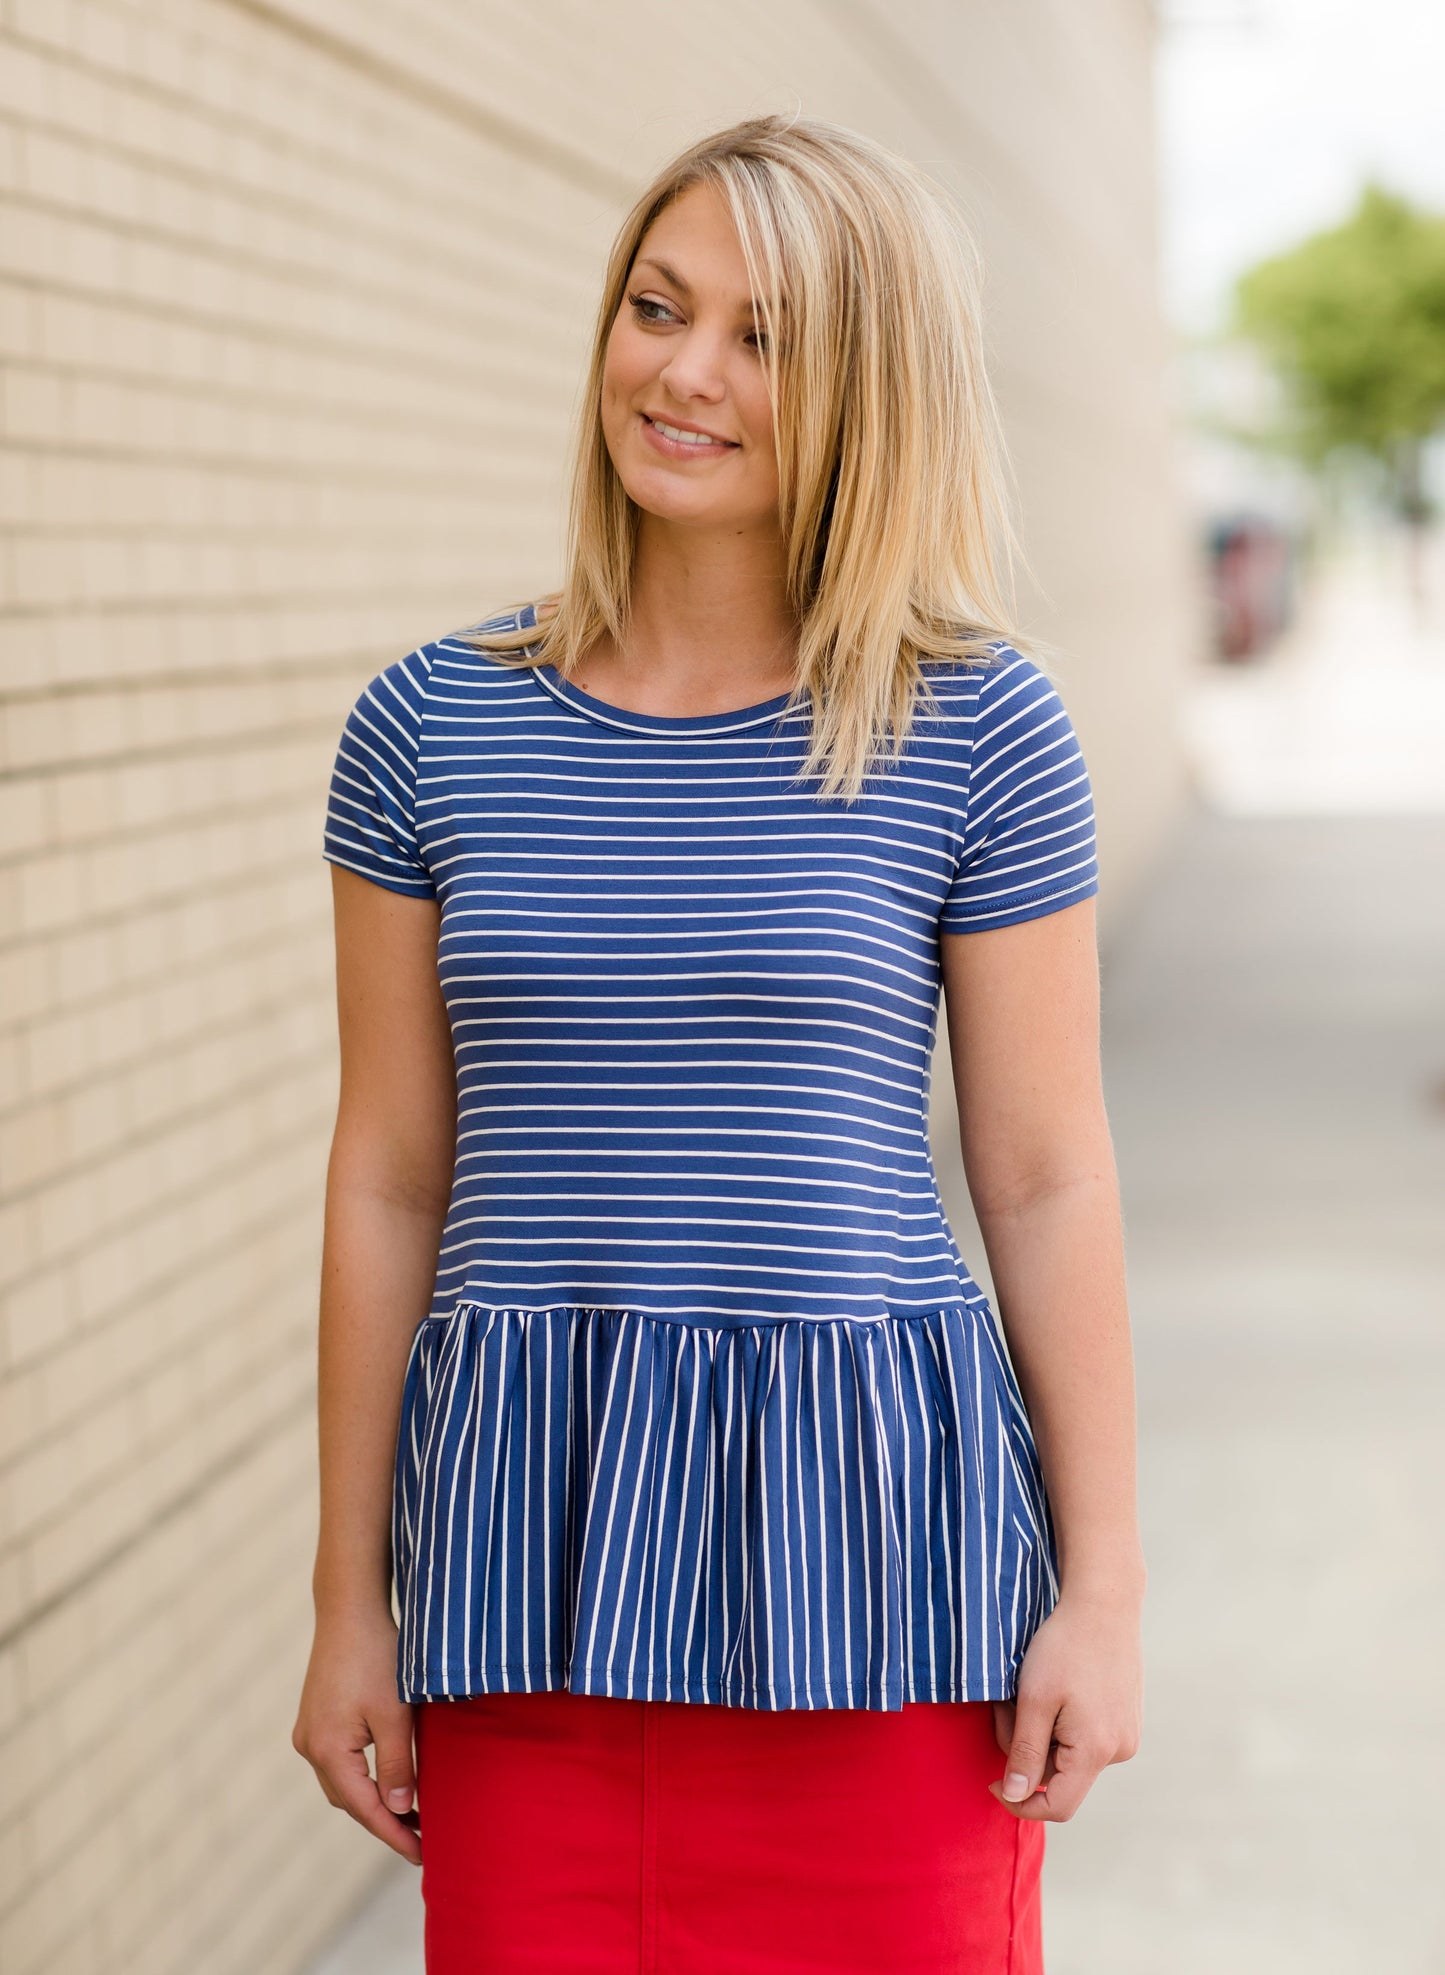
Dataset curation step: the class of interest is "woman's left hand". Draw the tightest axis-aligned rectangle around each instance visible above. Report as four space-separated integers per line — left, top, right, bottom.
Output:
987 1586 1145 1822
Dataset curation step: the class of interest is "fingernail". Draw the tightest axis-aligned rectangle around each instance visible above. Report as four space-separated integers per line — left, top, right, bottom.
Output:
388 1787 412 1811
1002 1772 1031 1802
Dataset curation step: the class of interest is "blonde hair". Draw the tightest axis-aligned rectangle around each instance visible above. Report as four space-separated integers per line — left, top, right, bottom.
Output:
460 110 1053 803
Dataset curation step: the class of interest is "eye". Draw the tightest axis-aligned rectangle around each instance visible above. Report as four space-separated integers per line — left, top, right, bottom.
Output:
627 291 678 326
749 311 784 357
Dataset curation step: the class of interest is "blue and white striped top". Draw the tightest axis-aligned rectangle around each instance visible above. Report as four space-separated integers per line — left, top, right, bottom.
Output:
322 604 1099 1711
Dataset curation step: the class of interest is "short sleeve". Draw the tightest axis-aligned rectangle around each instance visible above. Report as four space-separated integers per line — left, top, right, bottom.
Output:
321 649 436 898
940 652 1099 932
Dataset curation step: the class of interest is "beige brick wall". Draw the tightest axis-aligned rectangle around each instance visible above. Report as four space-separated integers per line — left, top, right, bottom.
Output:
0 1 1195 1968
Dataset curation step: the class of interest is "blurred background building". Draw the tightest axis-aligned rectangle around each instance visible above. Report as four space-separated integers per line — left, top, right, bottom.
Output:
3 1 1442 1972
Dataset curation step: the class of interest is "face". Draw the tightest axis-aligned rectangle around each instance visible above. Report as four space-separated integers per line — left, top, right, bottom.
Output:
600 181 781 537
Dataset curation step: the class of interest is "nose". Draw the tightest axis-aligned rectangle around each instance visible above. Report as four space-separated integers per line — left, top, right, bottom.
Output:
656 325 728 403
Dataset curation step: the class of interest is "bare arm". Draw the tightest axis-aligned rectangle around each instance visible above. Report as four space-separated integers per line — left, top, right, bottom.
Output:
292 865 457 1864
940 895 1144 1821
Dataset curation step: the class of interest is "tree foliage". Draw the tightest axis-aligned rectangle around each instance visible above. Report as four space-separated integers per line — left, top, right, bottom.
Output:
1229 181 1445 517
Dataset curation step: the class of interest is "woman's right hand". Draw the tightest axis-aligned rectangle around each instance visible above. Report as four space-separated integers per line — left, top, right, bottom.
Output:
292 1604 422 1866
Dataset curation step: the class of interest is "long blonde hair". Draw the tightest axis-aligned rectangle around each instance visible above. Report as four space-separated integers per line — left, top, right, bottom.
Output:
460 111 1052 803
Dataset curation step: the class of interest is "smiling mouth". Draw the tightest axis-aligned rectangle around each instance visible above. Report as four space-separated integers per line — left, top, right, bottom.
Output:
642 414 738 448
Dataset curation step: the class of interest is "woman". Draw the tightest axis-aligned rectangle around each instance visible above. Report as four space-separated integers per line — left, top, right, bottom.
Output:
293 112 1144 1972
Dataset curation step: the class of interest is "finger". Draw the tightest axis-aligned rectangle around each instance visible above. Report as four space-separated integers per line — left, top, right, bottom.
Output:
374 1707 418 1818
997 1742 1103 1823
996 1688 1059 1804
987 1740 1056 1815
320 1737 424 1866
1031 1752 1101 1824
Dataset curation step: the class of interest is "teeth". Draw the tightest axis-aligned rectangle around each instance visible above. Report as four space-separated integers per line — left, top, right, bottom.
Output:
651 418 726 446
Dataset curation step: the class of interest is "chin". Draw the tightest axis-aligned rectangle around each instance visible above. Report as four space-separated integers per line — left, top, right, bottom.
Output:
619 470 724 523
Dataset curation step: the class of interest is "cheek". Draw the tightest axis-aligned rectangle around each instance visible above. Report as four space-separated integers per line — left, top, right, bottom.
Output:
604 320 655 402
739 383 779 474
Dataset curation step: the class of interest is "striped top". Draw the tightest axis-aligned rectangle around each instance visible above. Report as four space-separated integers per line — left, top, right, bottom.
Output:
322 604 1099 1710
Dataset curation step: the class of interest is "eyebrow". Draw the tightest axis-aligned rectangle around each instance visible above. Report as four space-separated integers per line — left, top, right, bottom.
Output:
634 256 767 318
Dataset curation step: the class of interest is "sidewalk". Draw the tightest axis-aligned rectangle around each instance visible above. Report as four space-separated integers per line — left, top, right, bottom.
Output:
1044 536 1445 1970
1043 801 1445 1973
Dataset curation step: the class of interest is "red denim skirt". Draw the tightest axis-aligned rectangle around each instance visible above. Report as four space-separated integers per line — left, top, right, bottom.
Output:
414 1685 1044 1973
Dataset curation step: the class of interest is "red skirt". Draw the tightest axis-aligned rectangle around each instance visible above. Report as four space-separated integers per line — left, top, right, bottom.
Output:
415 1686 1044 1973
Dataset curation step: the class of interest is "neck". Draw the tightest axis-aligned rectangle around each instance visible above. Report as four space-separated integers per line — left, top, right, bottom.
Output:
615 517 799 698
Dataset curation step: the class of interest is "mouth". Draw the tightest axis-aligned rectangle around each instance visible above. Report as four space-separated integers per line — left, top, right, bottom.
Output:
640 413 739 453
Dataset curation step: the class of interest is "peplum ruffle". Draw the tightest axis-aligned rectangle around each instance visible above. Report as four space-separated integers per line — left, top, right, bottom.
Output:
392 1301 1058 1711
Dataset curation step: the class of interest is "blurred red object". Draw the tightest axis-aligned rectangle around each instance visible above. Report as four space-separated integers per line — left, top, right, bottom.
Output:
1207 513 1296 660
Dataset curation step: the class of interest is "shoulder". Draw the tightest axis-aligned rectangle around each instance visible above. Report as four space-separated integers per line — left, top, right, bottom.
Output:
427 602 549 688
915 642 1082 768
914 640 1093 834
446 601 543 642
958 646 1094 840
917 644 1087 782
921 641 1072 720
354 642 436 733
937 645 1098 928
356 604 545 727
976 643 1071 711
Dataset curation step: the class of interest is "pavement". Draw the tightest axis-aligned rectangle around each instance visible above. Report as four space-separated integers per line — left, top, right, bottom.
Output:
306 541 1445 1973
1039 537 1445 1972
1043 802 1445 1974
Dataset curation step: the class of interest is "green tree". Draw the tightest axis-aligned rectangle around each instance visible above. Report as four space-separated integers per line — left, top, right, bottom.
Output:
1229 180 1445 602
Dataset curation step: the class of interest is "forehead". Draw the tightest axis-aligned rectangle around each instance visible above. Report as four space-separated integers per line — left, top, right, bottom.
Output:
634 187 769 313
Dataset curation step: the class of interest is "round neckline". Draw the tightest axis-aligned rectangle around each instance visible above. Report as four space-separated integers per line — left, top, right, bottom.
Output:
530 660 800 738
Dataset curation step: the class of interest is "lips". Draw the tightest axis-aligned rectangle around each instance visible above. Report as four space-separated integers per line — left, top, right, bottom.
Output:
642 414 737 446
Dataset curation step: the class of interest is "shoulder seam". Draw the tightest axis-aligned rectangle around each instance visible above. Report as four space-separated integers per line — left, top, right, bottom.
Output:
400 641 438 734
956 651 1001 857
953 645 1039 868
397 646 432 849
